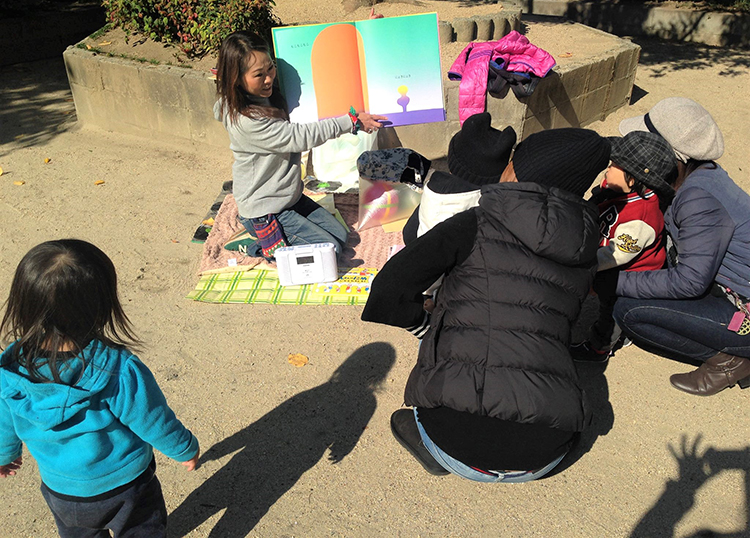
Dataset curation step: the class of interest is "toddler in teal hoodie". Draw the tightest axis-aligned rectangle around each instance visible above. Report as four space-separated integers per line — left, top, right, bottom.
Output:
0 240 199 537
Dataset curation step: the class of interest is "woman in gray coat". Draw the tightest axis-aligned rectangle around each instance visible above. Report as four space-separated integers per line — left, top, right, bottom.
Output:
613 97 750 396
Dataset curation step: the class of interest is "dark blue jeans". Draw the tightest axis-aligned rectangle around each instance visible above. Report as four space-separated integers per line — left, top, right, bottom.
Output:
40 460 167 538
613 293 750 363
239 194 349 257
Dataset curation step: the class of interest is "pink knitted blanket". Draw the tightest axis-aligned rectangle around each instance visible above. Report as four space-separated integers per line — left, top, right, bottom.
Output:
198 193 402 274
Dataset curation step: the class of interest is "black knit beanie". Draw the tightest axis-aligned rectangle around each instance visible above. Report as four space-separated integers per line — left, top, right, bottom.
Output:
448 113 517 186
513 128 611 198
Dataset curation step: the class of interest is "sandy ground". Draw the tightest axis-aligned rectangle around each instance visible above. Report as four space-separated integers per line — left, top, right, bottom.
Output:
2 6 750 538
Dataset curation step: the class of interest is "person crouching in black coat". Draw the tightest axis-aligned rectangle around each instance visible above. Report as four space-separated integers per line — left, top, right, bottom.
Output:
362 128 610 482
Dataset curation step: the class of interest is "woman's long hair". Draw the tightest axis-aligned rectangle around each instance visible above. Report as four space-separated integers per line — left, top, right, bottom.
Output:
0 239 141 383
674 159 717 190
215 31 288 123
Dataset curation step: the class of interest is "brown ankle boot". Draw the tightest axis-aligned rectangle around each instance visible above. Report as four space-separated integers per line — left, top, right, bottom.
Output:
670 352 750 396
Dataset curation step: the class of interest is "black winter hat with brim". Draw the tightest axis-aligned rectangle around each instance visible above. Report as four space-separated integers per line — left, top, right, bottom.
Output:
608 131 677 198
448 113 517 186
513 128 611 198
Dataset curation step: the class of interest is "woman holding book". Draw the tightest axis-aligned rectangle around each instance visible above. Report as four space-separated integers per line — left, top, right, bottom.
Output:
214 31 386 260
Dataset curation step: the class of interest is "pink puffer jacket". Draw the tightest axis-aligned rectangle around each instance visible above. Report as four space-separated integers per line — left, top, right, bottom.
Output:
448 31 556 125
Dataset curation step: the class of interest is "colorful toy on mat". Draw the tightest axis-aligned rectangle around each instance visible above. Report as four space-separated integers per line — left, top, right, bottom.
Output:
357 177 421 231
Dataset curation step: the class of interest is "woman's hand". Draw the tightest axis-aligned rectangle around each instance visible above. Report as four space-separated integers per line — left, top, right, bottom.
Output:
358 113 388 134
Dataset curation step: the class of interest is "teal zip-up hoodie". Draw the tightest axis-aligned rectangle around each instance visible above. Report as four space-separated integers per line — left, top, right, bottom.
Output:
0 340 198 497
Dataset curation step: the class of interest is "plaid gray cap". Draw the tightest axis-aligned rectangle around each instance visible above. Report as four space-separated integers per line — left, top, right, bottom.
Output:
618 97 724 162
608 131 677 197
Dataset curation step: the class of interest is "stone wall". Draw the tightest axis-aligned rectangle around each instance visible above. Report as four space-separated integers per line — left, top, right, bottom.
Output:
521 0 750 47
64 19 639 159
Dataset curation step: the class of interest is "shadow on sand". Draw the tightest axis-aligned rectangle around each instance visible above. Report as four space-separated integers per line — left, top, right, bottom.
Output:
0 59 77 157
168 342 396 537
631 435 750 538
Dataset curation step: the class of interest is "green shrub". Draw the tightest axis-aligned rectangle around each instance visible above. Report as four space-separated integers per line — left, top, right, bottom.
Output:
101 0 280 56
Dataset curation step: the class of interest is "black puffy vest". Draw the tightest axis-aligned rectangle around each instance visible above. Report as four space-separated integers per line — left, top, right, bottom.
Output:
404 182 599 432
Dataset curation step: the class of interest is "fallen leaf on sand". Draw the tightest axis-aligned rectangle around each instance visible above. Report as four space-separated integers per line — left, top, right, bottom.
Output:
0 166 3 176
288 353 309 367
86 44 92 50
171 239 180 243
13 181 25 186
44 158 51 164
98 41 112 46
559 52 573 58
202 217 215 226
94 180 105 185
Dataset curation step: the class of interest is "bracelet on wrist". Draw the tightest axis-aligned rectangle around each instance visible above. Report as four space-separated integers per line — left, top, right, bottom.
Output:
348 106 363 134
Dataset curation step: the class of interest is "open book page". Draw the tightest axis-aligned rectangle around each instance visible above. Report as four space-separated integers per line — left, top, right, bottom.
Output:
272 13 444 127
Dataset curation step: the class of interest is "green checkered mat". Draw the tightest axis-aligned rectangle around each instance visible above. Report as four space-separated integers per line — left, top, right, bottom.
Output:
187 267 377 305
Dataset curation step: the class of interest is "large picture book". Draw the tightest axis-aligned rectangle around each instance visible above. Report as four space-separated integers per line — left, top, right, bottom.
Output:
272 13 445 127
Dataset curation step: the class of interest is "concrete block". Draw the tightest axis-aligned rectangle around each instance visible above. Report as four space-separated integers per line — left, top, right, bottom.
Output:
445 83 461 122
138 65 187 110
453 18 476 42
155 106 192 139
438 21 454 45
182 71 217 117
612 44 640 81
393 121 453 160
63 48 103 90
585 55 615 93
492 15 510 39
522 63 588 118
486 93 526 129
520 114 547 140
508 13 522 32
551 98 582 128
579 87 609 125
67 81 104 126
521 0 568 17
606 76 635 114
474 16 494 41
99 57 146 101
188 111 228 146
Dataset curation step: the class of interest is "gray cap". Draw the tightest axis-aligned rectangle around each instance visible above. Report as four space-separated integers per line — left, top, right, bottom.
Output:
618 97 724 162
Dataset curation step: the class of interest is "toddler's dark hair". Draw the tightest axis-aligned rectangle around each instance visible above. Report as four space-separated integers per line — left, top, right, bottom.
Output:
0 239 140 383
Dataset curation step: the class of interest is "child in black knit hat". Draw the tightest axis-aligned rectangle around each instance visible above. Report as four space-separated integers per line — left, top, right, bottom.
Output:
401 112 517 244
571 130 678 362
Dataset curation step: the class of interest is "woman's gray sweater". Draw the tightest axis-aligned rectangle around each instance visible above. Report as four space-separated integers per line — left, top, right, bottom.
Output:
214 99 351 218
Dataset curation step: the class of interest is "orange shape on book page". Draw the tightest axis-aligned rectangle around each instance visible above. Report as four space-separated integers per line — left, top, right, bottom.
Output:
311 24 367 119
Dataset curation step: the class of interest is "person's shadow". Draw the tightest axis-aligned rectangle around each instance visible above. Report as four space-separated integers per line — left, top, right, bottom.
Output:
168 342 396 537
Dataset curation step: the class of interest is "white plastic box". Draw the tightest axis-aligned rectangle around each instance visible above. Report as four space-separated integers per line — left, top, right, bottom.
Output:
275 243 338 286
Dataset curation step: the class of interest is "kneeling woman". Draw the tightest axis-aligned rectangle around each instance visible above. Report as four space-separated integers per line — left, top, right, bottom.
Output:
614 97 750 396
214 32 385 259
363 129 610 481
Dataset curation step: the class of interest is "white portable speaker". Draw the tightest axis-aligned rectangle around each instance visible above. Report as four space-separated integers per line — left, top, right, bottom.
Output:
275 243 338 287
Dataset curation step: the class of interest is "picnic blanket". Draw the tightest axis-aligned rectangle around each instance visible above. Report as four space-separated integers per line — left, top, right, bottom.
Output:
188 191 406 304
187 267 378 305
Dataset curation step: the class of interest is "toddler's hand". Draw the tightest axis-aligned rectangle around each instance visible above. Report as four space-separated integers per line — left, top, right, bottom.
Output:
369 7 384 19
181 450 200 471
0 456 22 477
